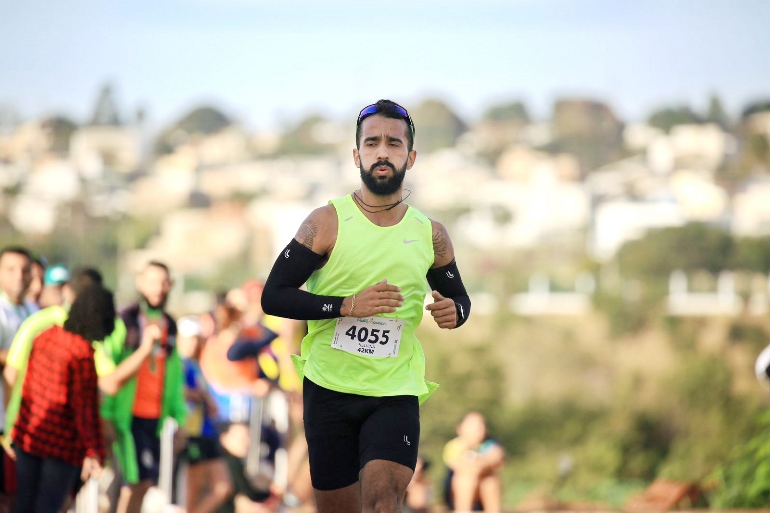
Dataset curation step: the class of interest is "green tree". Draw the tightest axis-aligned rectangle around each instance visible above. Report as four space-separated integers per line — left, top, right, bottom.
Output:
647 106 702 133
482 101 530 123
617 224 734 282
741 99 770 119
706 94 729 127
732 236 770 272
410 98 467 154
710 412 770 508
42 115 78 153
547 98 624 172
278 114 338 155
156 105 232 154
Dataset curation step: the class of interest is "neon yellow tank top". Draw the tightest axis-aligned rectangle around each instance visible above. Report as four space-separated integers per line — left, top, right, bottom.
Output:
292 194 439 403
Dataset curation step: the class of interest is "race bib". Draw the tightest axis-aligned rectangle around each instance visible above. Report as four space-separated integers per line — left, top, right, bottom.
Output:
331 316 404 358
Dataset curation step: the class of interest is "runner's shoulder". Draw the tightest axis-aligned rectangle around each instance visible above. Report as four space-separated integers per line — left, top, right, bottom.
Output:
296 204 338 255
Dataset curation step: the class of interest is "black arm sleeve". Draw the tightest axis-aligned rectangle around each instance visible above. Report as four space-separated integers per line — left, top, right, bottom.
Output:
426 259 471 328
226 325 279 361
261 238 346 320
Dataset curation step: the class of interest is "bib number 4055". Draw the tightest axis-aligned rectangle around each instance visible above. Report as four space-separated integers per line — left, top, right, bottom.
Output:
332 316 404 358
345 325 390 345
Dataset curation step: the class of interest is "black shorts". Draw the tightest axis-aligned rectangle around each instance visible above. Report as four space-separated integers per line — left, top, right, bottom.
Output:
185 436 222 464
303 377 420 491
130 417 161 484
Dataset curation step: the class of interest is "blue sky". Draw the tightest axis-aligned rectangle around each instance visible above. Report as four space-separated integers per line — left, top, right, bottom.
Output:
1 0 768 130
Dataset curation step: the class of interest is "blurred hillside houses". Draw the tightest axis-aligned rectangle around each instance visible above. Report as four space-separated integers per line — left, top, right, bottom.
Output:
1 85 770 309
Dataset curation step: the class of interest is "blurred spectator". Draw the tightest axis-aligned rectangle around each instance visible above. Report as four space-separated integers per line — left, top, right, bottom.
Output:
24 256 46 307
405 455 433 513
200 298 271 424
11 285 114 513
215 422 280 513
101 261 187 513
442 411 505 513
3 266 142 513
4 265 165 491
38 263 70 308
279 392 314 513
4 268 109 435
177 315 232 513
237 279 304 394
0 246 36 504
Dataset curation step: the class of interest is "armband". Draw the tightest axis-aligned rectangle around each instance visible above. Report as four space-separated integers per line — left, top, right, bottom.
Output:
261 239 345 320
426 259 471 328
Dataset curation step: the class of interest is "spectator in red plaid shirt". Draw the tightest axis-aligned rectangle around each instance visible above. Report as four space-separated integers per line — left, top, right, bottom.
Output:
11 285 115 513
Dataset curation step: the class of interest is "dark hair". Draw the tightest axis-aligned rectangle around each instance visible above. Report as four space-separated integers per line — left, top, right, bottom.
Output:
0 246 32 262
64 285 116 342
356 99 414 152
146 260 170 276
32 254 48 268
67 267 104 298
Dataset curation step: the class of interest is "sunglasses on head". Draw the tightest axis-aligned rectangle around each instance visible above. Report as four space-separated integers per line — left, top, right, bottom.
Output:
357 102 415 135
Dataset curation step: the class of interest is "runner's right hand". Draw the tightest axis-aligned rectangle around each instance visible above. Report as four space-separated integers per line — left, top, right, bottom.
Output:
345 279 404 317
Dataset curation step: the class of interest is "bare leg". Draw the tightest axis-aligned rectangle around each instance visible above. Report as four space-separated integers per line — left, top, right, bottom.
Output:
478 473 502 512
451 469 481 512
117 482 153 513
313 481 360 513
290 458 315 510
187 459 232 513
186 463 204 512
360 459 413 513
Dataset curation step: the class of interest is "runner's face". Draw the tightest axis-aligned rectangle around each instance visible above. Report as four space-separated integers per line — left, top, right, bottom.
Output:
354 115 416 197
0 252 31 303
137 265 172 309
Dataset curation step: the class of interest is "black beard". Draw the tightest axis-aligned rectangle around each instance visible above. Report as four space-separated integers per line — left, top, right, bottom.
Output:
142 295 166 310
360 160 407 196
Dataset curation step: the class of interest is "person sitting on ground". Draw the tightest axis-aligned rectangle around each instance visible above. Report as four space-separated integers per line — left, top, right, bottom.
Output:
215 422 280 513
443 411 505 513
404 455 433 513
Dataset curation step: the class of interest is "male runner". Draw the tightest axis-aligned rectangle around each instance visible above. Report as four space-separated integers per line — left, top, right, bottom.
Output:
262 99 471 513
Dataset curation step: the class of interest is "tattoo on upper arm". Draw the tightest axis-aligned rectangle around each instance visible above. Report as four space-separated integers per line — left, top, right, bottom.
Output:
432 225 449 259
298 219 319 250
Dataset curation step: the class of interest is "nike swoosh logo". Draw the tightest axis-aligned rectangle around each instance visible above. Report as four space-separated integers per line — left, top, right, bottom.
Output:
403 239 418 244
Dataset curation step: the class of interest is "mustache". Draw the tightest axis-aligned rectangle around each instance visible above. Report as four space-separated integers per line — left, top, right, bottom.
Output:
368 161 397 173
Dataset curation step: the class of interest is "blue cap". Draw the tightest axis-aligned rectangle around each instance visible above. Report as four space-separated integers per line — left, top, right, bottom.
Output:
44 264 71 285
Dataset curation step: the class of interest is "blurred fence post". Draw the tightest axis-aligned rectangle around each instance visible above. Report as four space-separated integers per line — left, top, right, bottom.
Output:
159 417 178 505
75 478 99 513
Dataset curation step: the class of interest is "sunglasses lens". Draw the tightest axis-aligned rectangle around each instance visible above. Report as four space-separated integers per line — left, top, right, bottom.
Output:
357 104 379 123
357 103 414 134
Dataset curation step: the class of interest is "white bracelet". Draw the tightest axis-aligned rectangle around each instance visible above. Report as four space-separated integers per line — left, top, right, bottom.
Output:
348 294 356 317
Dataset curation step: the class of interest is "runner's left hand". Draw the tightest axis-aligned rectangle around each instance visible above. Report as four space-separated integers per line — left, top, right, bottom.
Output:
425 291 457 329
